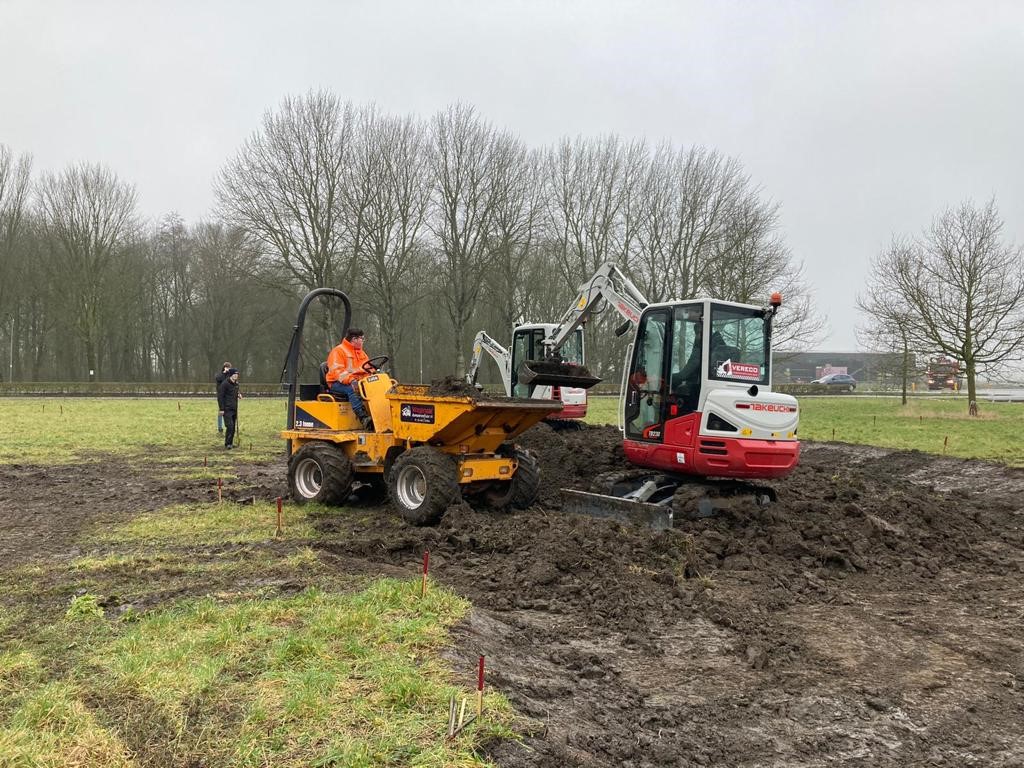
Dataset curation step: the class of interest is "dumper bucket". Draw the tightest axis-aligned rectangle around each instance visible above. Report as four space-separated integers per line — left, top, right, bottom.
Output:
387 384 563 454
517 360 602 390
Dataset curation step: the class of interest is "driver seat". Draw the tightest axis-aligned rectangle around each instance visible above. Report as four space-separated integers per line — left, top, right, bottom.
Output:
319 362 329 392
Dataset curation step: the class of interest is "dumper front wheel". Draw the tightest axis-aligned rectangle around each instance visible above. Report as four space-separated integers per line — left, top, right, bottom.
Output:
288 442 353 505
485 448 541 511
389 446 459 525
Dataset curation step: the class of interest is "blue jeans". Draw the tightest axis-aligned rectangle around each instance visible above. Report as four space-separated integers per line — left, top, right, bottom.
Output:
329 381 368 420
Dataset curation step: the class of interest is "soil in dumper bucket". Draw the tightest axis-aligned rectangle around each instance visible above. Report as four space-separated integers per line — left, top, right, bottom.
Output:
425 375 483 398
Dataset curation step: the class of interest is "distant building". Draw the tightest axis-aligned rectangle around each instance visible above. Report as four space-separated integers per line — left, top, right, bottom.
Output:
775 351 912 385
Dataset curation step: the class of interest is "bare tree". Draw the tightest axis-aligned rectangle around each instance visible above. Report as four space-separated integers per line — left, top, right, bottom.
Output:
429 104 502 376
633 144 746 302
216 90 355 298
37 163 139 379
857 240 922 403
883 199 1024 412
702 193 826 352
344 108 432 378
544 135 645 284
482 140 545 333
0 145 33 380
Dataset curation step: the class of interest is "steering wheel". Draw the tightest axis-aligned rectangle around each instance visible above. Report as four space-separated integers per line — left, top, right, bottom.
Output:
362 355 389 373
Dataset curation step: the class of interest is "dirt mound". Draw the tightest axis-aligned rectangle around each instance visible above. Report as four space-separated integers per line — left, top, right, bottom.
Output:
314 425 1024 766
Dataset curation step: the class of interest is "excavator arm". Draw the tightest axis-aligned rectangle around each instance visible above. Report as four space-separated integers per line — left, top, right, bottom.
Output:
519 262 649 388
465 330 513 393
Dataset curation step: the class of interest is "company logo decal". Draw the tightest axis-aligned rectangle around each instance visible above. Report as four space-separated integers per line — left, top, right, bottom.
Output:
735 402 798 413
716 359 762 381
400 403 435 424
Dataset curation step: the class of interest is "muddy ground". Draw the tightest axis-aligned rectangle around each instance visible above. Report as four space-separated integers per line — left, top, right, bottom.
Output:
1 425 1022 767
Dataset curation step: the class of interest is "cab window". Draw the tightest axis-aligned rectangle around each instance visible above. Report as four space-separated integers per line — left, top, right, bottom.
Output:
708 304 769 385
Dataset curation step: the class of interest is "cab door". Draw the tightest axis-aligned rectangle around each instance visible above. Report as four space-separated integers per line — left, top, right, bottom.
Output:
509 328 536 397
624 309 669 441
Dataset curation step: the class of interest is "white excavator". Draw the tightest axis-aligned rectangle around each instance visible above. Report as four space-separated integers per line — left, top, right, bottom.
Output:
465 263 649 420
508 262 802 527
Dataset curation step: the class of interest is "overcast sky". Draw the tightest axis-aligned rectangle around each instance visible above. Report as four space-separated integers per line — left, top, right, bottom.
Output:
2 0 1022 351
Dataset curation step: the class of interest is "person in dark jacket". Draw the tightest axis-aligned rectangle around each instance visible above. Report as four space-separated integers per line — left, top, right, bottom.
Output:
217 368 240 449
215 361 232 433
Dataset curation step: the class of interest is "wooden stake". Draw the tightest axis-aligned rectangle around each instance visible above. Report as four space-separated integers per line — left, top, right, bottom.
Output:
59 404 63 415
276 497 283 536
458 697 467 728
203 455 207 467
421 551 429 597
831 427 835 440
477 655 485 716
177 401 181 411
217 477 223 504
943 435 948 453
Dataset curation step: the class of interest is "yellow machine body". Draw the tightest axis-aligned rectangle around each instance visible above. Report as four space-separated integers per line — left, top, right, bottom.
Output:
281 373 560 483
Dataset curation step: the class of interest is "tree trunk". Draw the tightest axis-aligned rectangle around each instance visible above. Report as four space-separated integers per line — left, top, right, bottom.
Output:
965 357 978 416
900 338 908 406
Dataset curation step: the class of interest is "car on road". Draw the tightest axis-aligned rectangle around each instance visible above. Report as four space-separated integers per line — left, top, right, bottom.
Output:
812 373 857 392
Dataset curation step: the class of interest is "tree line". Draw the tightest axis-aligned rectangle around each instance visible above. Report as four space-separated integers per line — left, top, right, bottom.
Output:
0 92 825 386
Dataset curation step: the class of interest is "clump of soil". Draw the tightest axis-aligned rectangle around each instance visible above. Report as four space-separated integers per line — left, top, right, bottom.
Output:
426 375 482 398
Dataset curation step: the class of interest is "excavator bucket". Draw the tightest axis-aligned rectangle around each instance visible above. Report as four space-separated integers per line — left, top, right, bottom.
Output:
517 360 602 390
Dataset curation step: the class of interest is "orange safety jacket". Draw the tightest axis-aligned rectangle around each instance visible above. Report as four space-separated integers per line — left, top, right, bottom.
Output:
326 339 370 386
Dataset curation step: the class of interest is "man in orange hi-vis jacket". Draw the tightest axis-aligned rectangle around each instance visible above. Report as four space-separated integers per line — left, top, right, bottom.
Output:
326 328 375 430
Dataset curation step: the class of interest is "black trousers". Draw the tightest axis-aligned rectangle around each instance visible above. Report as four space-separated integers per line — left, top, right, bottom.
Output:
223 409 237 446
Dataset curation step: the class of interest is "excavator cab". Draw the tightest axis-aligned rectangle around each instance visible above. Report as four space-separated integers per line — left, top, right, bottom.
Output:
620 298 799 480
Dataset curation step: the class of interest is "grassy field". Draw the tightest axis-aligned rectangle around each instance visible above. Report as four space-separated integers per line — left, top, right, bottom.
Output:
0 397 285 464
0 499 514 767
1 393 1021 467
0 397 516 767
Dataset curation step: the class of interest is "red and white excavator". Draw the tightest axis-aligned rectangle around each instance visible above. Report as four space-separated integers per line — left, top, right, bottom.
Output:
516 262 801 526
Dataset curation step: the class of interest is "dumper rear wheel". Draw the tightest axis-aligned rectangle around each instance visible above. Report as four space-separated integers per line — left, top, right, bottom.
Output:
389 446 459 525
288 442 353 505
485 448 541 511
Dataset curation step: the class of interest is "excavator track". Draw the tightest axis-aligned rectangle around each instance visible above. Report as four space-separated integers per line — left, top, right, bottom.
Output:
560 471 777 530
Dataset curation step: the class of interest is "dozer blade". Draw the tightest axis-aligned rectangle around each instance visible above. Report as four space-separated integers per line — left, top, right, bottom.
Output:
517 360 602 390
560 488 675 530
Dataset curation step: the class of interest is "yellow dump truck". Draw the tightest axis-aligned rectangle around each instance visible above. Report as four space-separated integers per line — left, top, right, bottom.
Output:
280 289 561 524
